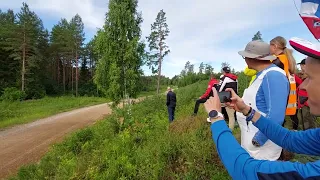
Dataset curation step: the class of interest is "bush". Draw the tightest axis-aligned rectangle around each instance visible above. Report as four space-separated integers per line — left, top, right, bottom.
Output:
25 85 46 99
0 87 26 101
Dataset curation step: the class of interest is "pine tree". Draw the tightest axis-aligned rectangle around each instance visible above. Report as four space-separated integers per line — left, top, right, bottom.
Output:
146 9 170 94
0 9 20 92
70 14 85 96
5 3 47 98
199 62 204 74
252 31 263 41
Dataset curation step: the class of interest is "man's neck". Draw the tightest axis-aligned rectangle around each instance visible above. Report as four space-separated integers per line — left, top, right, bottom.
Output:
253 63 272 72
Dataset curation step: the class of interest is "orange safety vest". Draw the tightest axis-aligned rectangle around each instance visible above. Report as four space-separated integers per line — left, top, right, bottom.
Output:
277 54 297 115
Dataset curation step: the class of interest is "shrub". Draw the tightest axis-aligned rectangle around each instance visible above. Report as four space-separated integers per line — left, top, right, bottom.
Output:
0 87 26 101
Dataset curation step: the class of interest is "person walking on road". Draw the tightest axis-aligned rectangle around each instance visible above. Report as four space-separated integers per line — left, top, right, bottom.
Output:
166 87 176 123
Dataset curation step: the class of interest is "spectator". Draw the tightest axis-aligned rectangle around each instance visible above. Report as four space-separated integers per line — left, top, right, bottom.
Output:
166 87 176 123
236 40 289 160
243 66 257 86
203 39 320 180
192 74 218 116
291 72 302 130
270 36 298 118
215 67 238 130
297 59 317 130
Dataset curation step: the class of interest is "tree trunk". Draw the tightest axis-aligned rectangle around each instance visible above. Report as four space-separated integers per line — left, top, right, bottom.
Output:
157 39 163 95
71 50 74 95
22 23 26 92
75 48 78 97
90 53 93 78
157 60 162 94
57 56 60 85
63 58 66 94
72 61 74 94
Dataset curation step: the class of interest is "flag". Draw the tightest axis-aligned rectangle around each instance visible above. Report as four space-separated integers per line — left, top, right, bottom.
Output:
300 0 320 39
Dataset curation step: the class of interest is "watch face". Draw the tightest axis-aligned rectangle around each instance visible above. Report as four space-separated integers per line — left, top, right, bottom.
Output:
209 110 218 118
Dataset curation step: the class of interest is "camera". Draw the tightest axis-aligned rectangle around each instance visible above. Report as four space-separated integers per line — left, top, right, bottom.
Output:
217 91 232 103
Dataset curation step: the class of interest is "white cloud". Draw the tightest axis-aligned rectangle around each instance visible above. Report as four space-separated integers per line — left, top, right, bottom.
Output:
1 0 107 31
138 0 303 77
1 0 308 78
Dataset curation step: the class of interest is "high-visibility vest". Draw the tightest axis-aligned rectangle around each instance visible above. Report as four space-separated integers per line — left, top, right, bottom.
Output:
277 54 297 115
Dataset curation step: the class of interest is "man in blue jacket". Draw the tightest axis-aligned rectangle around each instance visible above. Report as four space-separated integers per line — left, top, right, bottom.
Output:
166 87 176 123
203 38 320 179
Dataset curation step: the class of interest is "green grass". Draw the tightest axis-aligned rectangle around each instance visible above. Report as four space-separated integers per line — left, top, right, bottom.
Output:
0 96 110 129
10 81 231 180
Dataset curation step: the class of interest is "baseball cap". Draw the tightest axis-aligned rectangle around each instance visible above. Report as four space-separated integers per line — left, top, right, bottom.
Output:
222 66 230 73
289 37 320 60
238 40 277 61
297 59 306 65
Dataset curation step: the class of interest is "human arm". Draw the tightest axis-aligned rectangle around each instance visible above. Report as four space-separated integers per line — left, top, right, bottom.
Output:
205 90 320 180
200 80 217 99
252 114 320 155
166 92 170 106
253 71 289 146
211 120 320 180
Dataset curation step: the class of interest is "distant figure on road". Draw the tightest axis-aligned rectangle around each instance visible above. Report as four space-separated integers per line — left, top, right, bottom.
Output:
166 87 176 123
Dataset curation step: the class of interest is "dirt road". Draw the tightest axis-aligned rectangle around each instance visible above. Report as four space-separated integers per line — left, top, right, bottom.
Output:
0 98 144 179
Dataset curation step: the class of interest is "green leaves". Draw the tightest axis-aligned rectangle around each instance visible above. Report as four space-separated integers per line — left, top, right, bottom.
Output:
0 3 99 98
252 31 263 41
94 0 144 104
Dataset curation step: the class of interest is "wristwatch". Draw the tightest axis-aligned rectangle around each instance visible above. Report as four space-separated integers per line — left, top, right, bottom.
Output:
252 139 260 147
208 110 224 120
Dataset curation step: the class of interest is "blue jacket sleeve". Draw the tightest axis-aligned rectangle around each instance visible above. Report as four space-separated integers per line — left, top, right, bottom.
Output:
253 71 289 146
253 115 320 155
211 120 320 180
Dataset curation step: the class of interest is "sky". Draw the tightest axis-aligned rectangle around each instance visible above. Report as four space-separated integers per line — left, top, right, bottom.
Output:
1 0 318 78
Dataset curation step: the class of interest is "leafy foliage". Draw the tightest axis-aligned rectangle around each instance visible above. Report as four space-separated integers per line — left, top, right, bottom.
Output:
0 87 26 101
252 31 263 41
94 0 145 104
0 3 99 99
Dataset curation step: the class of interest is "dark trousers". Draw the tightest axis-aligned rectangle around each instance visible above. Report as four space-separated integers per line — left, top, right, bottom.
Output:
290 112 299 130
168 106 175 123
279 112 300 161
300 106 317 130
282 114 299 130
193 98 208 114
